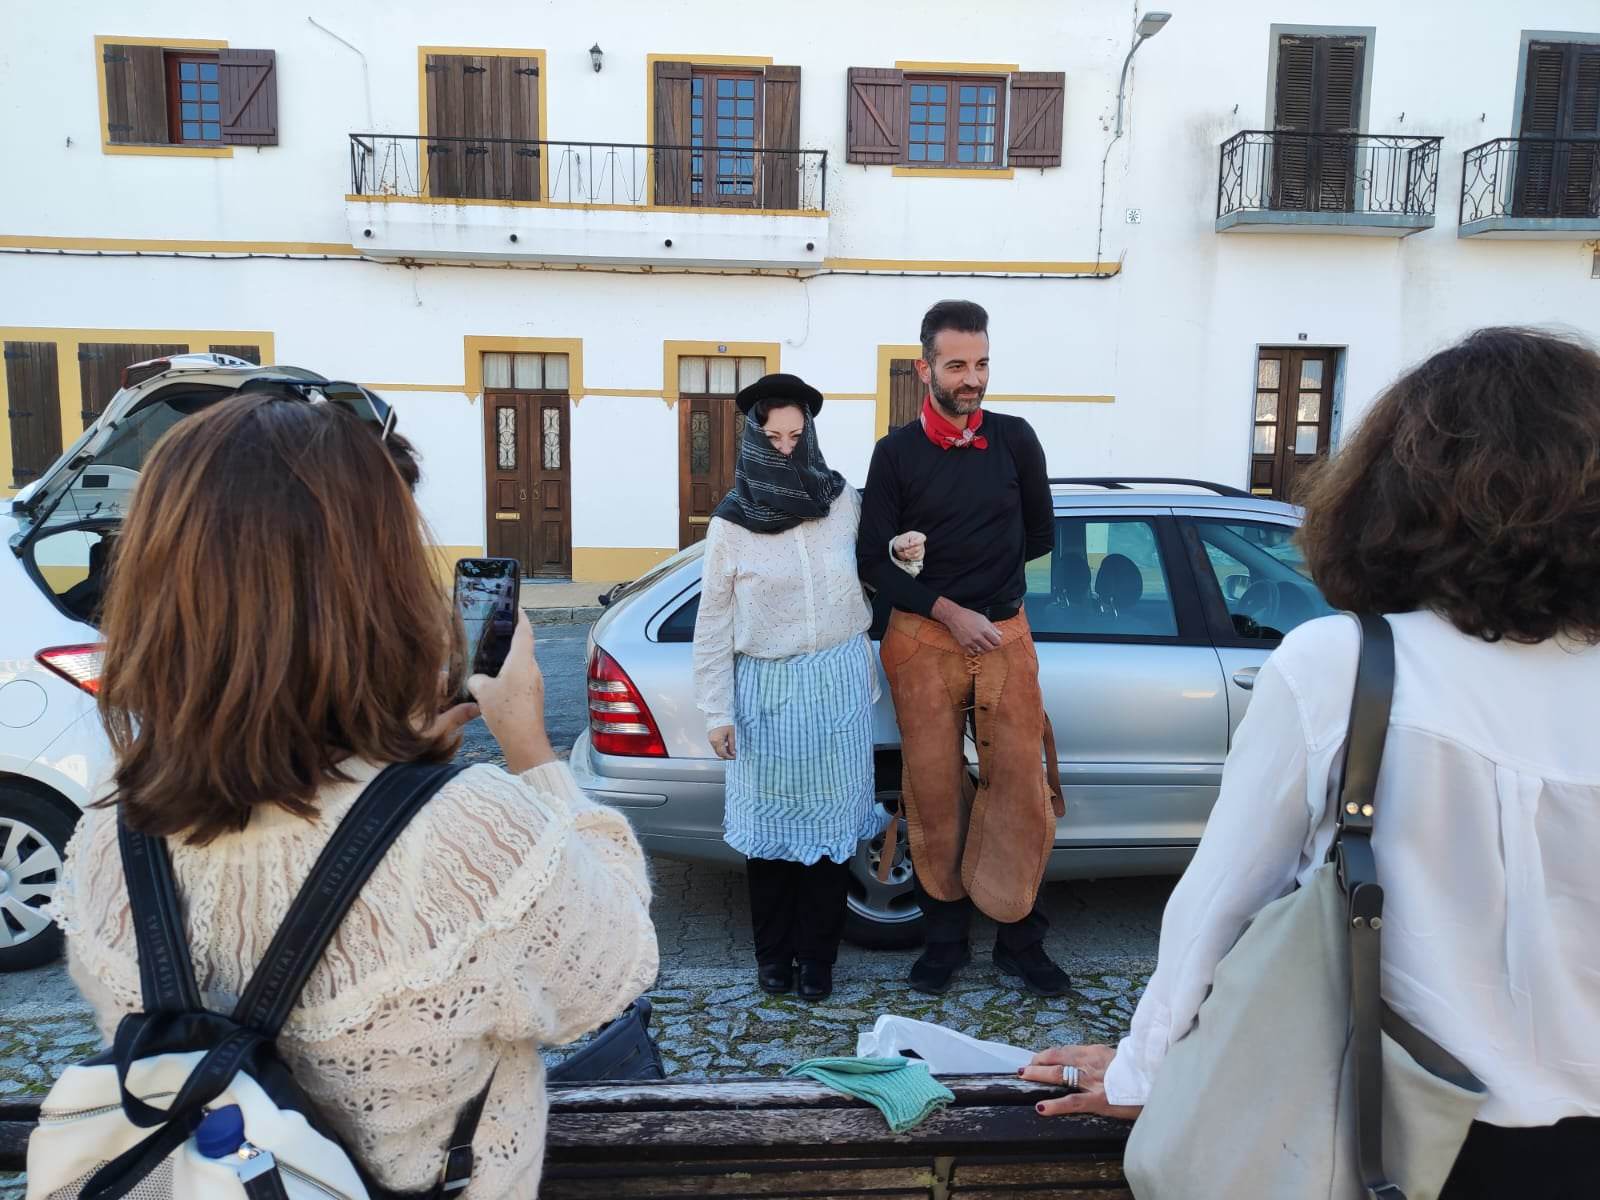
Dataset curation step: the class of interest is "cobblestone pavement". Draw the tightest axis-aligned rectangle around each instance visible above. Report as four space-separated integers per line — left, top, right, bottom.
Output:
0 620 1168 1194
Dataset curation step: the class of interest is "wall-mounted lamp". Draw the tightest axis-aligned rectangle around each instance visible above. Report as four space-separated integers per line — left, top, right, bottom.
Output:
590 44 604 73
1115 10 1171 136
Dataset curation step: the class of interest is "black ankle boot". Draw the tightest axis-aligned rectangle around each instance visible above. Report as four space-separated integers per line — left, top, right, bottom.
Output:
796 961 833 1001
993 942 1071 997
758 961 794 995
908 941 972 995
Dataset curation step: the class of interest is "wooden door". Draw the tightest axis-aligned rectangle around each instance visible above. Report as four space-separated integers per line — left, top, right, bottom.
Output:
484 390 571 578
1516 41 1600 218
425 53 540 201
888 357 921 430
1272 35 1364 212
678 396 740 546
4 341 63 488
1249 348 1335 502
77 342 187 429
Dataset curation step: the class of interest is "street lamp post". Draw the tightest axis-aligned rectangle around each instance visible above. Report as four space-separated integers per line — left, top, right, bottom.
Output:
1115 11 1172 136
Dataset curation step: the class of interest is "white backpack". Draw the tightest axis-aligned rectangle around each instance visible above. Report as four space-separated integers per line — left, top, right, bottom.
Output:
29 762 494 1200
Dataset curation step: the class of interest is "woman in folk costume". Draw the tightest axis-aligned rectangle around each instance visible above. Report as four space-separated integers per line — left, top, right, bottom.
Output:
693 372 925 1002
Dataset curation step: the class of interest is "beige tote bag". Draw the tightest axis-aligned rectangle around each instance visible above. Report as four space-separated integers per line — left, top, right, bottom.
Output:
1124 615 1487 1200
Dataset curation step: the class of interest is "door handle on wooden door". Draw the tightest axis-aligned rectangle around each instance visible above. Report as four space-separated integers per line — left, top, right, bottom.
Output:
1231 667 1260 691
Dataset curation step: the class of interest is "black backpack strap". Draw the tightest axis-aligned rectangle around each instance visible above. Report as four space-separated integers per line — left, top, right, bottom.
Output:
118 817 204 1014
1331 613 1404 1200
231 760 465 1037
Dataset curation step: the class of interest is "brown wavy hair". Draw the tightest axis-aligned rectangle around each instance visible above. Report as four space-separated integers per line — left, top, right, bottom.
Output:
98 392 463 843
1298 326 1600 645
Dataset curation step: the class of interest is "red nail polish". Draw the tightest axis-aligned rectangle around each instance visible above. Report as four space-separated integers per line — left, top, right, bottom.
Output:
1035 1103 1045 1114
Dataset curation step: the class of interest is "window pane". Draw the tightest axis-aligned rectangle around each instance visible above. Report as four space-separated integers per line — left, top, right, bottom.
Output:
201 83 219 101
1255 392 1279 422
929 144 946 161
978 144 995 162
1257 358 1280 389
739 80 754 97
911 84 927 102
961 105 976 122
1253 425 1277 453
910 144 927 161
514 353 543 389
738 357 765 389
960 86 976 102
543 353 569 390
182 122 200 140
201 103 219 121
181 82 197 100
1295 425 1321 455
181 62 197 80
496 406 516 470
202 123 220 141
737 99 754 117
1299 358 1324 388
959 145 975 162
690 410 711 475
679 355 707 394
911 104 926 121
1024 518 1178 637
708 357 737 394
692 77 703 95
200 63 218 81
483 352 512 389
1297 392 1321 423
542 408 561 471
929 104 946 122
182 103 198 120
1194 519 1334 641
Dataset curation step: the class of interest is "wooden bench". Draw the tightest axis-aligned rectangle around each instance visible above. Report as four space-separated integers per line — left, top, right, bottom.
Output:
1 1075 1133 1197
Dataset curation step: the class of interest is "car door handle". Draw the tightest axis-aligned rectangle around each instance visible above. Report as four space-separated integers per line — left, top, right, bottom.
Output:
1232 667 1260 691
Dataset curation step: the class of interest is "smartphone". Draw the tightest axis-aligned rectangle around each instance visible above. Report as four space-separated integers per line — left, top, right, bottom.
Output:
453 557 521 689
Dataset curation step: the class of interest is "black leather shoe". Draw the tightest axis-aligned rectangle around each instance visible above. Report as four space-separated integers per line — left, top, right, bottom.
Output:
796 961 833 1002
908 942 972 995
758 961 794 995
993 943 1071 998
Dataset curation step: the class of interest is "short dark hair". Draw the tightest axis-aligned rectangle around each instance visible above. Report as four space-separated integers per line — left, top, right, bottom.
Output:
1298 326 1600 645
920 299 989 364
752 397 806 425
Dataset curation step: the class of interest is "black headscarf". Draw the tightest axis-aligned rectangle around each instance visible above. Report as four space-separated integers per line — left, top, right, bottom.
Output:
712 408 847 534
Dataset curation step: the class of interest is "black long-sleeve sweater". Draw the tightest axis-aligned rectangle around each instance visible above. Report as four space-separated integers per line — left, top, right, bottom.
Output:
856 411 1054 617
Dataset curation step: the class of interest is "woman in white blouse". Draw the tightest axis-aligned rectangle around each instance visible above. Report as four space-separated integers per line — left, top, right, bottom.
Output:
1024 327 1600 1198
693 373 922 1003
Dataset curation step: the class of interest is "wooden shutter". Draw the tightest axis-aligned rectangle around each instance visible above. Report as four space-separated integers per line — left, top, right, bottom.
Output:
1565 48 1600 216
208 344 261 364
1007 72 1065 168
218 49 277 145
1520 42 1568 137
1516 42 1600 217
763 65 802 208
846 67 906 164
425 53 467 198
888 358 921 430
77 343 187 427
5 342 63 487
654 60 694 205
1272 36 1363 212
103 43 167 144
487 55 540 200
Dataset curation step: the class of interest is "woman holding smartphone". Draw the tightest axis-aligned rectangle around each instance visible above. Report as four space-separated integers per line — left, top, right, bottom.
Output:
692 373 924 1002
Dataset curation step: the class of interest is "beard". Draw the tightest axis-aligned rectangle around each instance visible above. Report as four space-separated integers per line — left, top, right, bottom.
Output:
929 374 985 418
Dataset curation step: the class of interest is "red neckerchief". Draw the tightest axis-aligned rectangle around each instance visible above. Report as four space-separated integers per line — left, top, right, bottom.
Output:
919 394 988 450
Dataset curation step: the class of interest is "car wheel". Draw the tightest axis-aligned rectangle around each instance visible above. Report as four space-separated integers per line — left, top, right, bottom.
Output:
842 791 925 950
0 786 78 971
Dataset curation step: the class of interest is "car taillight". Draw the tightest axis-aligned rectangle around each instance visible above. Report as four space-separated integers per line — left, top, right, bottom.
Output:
36 644 105 695
588 648 667 757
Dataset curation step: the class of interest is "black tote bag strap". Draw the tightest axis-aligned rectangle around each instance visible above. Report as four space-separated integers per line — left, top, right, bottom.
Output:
231 761 465 1038
118 818 205 1014
1332 613 1405 1200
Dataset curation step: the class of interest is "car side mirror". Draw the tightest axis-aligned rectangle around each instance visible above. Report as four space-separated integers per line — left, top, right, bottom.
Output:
1223 573 1250 602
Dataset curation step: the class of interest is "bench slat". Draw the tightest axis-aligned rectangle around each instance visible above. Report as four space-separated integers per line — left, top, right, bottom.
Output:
549 1074 1067 1113
544 1161 933 1197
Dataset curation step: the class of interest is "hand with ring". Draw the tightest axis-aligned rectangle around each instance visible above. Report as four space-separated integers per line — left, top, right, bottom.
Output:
1018 1045 1143 1120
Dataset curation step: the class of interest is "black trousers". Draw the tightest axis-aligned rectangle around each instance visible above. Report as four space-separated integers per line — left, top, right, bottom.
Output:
914 875 1050 953
1438 1117 1600 1199
746 856 851 967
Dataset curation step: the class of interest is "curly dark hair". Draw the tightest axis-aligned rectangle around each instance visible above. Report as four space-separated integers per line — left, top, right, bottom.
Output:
1298 326 1600 645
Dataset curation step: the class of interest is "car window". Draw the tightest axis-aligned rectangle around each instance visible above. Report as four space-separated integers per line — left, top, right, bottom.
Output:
28 524 119 624
657 594 699 643
1193 519 1335 641
1023 517 1179 637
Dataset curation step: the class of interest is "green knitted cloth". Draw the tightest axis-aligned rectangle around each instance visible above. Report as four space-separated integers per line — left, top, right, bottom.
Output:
784 1055 955 1132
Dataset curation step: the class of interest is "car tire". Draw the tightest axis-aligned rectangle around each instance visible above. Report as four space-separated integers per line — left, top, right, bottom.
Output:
0 785 79 972
842 792 926 951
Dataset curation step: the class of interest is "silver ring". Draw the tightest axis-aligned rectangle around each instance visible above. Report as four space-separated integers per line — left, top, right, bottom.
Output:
1061 1065 1079 1088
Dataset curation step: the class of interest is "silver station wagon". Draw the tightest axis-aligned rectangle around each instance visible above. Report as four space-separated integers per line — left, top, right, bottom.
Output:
568 479 1335 949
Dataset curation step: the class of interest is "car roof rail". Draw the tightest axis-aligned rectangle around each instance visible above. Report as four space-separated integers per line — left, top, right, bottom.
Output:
1047 476 1253 499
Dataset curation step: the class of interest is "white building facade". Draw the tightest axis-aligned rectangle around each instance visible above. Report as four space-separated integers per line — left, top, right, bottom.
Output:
2 1 1597 581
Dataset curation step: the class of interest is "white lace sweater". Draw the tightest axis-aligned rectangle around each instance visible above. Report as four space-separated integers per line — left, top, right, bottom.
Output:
53 760 659 1200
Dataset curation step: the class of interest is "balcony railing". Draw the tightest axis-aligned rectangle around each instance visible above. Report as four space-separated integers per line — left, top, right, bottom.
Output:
349 134 827 212
1460 137 1600 226
1217 131 1441 229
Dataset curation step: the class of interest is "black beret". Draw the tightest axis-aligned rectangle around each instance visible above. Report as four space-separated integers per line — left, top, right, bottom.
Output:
735 372 824 416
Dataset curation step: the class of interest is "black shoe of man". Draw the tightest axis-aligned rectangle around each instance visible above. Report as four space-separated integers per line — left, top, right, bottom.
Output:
993 942 1071 998
758 961 794 995
797 961 833 1002
908 941 973 995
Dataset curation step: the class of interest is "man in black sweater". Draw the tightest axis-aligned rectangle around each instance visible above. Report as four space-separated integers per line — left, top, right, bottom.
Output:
857 300 1068 997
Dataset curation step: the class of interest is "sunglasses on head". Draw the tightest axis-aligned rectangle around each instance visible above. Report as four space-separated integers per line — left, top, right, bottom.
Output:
236 377 397 443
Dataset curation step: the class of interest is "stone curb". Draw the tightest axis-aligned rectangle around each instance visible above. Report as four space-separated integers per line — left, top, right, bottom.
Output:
526 605 604 625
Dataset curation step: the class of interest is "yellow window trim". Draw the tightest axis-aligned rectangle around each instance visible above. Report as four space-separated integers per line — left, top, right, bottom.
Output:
892 167 1016 180
662 340 780 409
94 35 234 157
894 60 1021 73
463 335 583 404
830 257 1117 275
644 53 777 208
0 326 274 495
0 234 358 256
417 47 550 203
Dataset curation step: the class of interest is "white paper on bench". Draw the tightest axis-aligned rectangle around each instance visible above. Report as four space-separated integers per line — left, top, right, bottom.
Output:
856 1015 1033 1075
